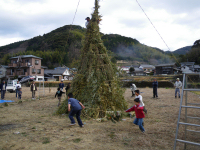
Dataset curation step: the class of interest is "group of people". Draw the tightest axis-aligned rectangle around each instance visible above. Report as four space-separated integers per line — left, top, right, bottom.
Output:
0 80 22 100
127 78 183 132
56 81 85 127
0 80 37 100
131 78 182 99
0 78 183 131
126 89 147 132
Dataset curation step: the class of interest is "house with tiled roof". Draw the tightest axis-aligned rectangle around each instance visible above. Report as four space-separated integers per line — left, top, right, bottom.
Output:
44 67 73 81
139 64 155 73
6 55 45 81
155 63 177 75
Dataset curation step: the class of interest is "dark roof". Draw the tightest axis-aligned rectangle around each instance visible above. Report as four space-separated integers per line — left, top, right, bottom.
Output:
41 66 48 69
140 64 155 68
194 65 200 69
134 68 144 72
44 67 69 75
131 65 139 68
180 62 195 66
10 55 42 59
44 69 54 74
155 63 175 67
0 65 9 68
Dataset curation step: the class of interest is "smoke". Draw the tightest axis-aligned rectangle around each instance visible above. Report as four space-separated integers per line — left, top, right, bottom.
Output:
114 44 174 65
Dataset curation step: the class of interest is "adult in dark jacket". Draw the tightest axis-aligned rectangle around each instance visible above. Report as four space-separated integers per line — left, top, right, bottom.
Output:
30 81 37 99
0 81 7 99
59 81 65 91
152 78 158 98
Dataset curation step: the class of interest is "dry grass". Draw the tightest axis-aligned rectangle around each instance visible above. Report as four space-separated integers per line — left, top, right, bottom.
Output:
0 87 200 150
192 91 200 95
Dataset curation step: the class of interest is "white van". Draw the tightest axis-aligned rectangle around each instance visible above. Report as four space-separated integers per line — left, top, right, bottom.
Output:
7 79 19 93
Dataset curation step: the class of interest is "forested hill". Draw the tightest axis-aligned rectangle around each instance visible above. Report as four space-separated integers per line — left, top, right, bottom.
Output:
0 25 173 68
178 39 200 64
166 46 192 55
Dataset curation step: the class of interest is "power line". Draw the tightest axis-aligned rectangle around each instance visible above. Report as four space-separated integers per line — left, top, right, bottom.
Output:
135 0 198 87
135 0 171 52
64 0 81 50
135 0 182 65
71 0 81 25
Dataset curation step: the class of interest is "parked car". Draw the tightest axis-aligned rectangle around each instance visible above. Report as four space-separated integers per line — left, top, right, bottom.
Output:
19 75 35 84
6 79 19 93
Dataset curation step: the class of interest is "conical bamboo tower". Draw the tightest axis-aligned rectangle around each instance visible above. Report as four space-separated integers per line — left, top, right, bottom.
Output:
58 0 127 118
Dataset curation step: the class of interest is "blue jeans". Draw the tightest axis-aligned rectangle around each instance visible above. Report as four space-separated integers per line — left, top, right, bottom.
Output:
18 94 21 99
175 88 180 97
133 118 145 132
16 89 19 98
69 109 83 126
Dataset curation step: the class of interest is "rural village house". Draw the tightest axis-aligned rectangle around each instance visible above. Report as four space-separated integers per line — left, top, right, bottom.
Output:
180 62 200 72
132 68 146 76
118 66 146 76
193 65 200 72
44 67 73 81
180 62 195 69
139 64 155 73
155 63 177 75
118 66 130 74
6 55 45 81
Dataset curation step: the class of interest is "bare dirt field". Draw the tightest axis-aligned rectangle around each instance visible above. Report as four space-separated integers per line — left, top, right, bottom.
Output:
0 87 200 150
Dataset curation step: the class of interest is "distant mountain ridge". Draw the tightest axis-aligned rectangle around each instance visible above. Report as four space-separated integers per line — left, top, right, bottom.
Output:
166 46 192 55
0 25 173 67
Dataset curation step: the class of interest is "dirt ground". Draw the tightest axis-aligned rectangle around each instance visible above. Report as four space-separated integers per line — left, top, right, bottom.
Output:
0 87 200 150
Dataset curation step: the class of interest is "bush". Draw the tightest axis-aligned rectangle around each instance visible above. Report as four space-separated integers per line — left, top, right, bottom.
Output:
122 81 174 88
23 81 71 87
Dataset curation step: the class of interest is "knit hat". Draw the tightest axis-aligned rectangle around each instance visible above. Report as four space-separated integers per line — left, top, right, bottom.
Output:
85 17 90 20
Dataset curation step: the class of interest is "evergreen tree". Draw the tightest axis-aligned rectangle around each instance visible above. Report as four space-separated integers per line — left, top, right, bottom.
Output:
129 67 135 73
57 0 127 118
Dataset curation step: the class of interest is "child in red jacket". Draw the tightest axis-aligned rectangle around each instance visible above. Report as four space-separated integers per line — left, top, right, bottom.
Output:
125 98 145 132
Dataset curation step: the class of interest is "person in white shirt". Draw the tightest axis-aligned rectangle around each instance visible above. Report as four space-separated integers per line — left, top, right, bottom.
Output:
135 90 147 114
131 83 137 97
85 17 90 28
174 78 182 98
15 81 21 98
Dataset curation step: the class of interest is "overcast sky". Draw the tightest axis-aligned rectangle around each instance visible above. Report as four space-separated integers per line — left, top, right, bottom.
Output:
0 0 200 51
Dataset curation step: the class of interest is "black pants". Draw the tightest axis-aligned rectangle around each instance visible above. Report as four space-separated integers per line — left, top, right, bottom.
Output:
1 90 6 99
143 106 147 113
132 91 135 96
153 87 158 98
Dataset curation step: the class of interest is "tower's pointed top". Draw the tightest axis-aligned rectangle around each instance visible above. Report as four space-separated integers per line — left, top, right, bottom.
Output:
91 0 100 22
